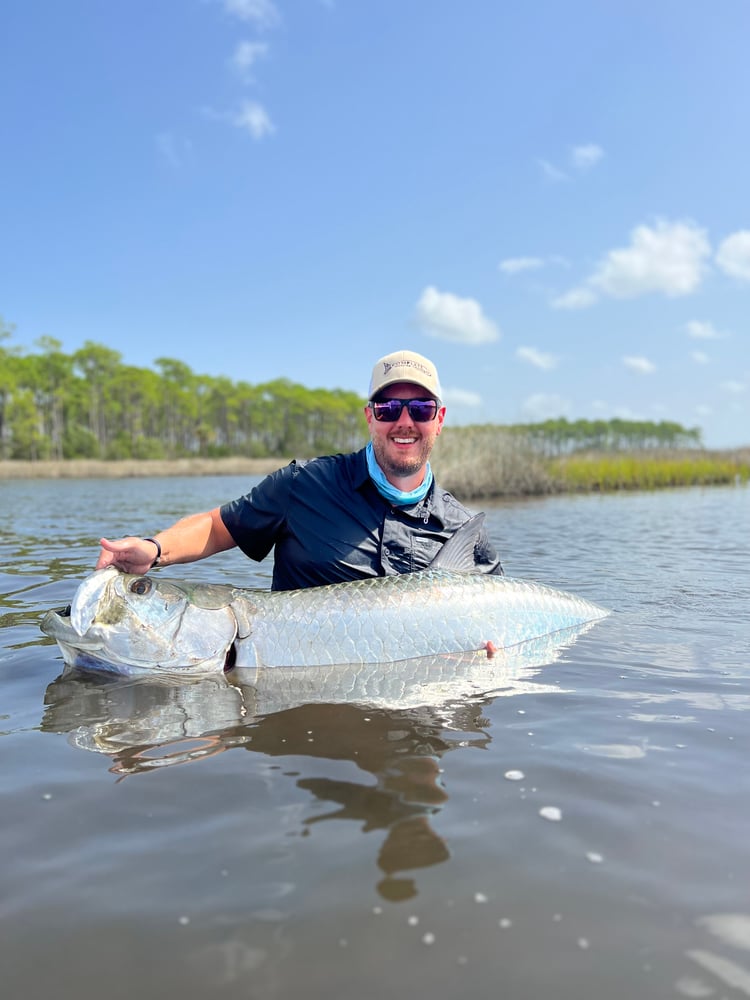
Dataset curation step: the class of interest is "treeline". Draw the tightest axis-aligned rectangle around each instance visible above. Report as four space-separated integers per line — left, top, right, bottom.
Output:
0 331 365 460
512 417 702 455
0 327 704 462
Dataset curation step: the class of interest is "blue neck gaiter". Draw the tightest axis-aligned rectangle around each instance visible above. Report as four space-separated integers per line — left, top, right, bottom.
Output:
365 441 433 506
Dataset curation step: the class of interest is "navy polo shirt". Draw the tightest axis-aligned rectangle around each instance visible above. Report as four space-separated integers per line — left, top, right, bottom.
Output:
220 448 502 591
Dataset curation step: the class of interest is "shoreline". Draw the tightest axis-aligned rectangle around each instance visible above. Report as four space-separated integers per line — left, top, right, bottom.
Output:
0 458 288 480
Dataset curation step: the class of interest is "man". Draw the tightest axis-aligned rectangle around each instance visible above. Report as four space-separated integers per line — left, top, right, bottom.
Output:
96 349 502 589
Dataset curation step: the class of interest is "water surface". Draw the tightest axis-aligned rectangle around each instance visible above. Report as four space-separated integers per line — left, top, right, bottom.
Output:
1 477 748 999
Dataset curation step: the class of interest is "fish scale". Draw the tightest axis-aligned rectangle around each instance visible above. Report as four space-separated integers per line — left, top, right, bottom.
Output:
230 571 608 669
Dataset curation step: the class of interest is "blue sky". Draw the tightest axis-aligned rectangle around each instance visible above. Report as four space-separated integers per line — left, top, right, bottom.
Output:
2 0 749 448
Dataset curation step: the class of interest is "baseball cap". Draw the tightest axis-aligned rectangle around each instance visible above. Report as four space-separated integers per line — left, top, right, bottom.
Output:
368 350 443 400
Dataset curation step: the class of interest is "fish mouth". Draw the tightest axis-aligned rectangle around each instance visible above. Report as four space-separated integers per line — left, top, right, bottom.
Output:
41 607 106 652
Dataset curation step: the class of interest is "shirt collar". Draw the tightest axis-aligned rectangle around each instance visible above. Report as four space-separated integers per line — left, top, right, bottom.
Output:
353 448 448 528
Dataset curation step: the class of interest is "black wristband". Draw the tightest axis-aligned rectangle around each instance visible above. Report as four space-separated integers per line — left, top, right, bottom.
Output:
143 537 162 568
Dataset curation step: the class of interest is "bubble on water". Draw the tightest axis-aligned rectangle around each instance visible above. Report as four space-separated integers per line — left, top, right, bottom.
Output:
372 906 382 915
674 975 715 997
338 938 348 948
539 806 562 822
474 893 488 904
578 937 590 949
457 955 468 965
499 918 512 929
422 932 435 945
179 915 190 926
687 948 750 994
553 913 562 922
697 912 750 950
582 743 645 759
408 915 419 926
42 793 52 801
504 769 524 781
586 852 604 864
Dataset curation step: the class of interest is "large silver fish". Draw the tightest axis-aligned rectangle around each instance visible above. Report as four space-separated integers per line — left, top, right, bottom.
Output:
41 518 609 680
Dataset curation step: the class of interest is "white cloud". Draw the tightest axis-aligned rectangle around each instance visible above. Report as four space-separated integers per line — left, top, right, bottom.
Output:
552 286 598 310
224 0 280 28
612 405 644 420
516 346 558 370
686 320 723 340
590 220 710 299
442 387 483 407
499 256 544 275
521 393 571 421
232 100 275 138
691 351 709 364
553 219 711 309
156 131 192 168
571 143 604 170
716 230 750 281
537 158 568 182
415 286 500 345
623 355 656 375
721 380 746 394
230 40 269 80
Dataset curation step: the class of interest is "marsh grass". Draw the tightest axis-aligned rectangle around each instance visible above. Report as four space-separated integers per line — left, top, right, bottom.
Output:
432 426 553 497
548 450 750 491
1 435 748 498
0 457 284 480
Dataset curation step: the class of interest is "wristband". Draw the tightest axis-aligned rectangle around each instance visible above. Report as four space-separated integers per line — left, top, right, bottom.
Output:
143 537 162 568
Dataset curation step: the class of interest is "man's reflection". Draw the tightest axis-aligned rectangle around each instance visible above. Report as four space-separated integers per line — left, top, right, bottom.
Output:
42 633 575 899
42 670 493 900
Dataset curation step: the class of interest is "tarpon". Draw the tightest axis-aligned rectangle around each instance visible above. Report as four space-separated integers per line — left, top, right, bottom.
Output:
41 517 609 680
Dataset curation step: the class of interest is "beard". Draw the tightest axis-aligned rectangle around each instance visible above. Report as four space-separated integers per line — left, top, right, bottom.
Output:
371 434 434 481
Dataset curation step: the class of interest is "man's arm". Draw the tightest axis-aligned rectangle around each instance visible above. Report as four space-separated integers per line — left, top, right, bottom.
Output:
96 507 236 574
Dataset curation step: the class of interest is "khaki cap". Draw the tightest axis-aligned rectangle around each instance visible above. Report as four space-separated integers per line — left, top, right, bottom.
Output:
368 350 443 400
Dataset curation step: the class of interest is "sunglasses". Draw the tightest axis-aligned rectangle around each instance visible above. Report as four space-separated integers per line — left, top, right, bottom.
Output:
369 398 439 423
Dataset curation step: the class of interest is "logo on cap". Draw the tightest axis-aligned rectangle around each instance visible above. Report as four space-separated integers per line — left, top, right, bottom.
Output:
383 360 433 379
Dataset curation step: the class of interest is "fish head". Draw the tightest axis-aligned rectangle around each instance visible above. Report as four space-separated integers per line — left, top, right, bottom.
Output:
41 567 238 676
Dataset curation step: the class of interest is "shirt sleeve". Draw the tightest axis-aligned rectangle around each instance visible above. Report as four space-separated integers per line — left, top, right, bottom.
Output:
219 462 299 562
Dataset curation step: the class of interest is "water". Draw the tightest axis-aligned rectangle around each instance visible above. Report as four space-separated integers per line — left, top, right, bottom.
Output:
1 476 749 1000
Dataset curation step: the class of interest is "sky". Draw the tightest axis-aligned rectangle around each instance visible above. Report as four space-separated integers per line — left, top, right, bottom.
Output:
2 0 749 448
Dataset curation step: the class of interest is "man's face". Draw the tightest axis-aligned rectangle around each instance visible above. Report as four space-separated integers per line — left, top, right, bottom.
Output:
365 381 445 482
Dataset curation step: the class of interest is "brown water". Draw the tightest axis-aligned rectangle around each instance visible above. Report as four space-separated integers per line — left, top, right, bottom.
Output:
1 477 748 999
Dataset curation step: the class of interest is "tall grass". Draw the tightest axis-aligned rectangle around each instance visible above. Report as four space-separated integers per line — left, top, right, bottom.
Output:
548 451 750 491
433 427 553 497
433 428 749 498
2 432 748 499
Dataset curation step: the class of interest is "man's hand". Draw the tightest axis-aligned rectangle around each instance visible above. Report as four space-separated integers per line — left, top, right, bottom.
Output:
96 537 159 575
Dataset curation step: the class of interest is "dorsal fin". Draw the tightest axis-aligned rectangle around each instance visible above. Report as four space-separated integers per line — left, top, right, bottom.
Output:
428 512 486 571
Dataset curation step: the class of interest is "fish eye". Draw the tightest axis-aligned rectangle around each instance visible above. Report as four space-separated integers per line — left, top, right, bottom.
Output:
129 577 153 596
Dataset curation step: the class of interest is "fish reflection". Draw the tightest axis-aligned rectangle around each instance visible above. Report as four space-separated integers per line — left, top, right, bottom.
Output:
42 634 582 900
42 668 495 900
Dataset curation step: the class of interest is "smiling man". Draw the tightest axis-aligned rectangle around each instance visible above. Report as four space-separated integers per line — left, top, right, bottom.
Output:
96 350 502 590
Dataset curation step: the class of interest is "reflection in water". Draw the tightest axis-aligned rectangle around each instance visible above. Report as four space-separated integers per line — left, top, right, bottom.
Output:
42 669 493 900
42 632 581 900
